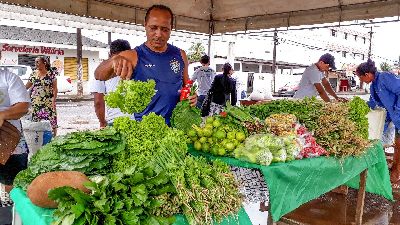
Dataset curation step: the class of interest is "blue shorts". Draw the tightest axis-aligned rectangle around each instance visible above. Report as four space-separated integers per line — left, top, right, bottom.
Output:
0 154 28 185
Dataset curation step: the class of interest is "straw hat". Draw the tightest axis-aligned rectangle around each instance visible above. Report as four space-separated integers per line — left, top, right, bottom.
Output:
0 121 21 165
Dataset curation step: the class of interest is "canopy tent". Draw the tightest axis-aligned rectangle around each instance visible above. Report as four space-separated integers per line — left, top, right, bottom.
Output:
1 0 399 34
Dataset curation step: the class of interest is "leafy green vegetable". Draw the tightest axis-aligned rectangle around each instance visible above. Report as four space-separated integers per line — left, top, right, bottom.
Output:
171 101 202 133
105 79 156 114
14 127 125 190
112 113 188 173
347 96 370 139
248 97 323 131
49 166 176 225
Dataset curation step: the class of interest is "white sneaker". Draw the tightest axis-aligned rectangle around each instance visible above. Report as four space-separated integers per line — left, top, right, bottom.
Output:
0 185 13 207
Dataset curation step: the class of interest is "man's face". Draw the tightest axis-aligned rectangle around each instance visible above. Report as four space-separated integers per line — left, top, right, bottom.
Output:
145 9 172 51
319 61 331 72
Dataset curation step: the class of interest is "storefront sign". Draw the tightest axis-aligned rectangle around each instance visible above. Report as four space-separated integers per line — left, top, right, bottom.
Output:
1 44 65 55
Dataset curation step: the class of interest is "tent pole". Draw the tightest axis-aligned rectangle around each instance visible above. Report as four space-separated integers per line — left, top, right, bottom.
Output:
272 28 278 93
208 34 212 57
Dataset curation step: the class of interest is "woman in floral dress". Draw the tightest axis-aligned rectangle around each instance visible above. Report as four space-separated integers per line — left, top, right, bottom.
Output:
25 56 58 136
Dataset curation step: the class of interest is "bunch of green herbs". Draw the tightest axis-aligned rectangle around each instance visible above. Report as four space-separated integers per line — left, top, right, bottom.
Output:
14 127 125 190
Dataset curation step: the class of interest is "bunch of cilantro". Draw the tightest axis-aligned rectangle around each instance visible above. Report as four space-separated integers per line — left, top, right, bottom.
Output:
105 79 156 114
49 165 177 225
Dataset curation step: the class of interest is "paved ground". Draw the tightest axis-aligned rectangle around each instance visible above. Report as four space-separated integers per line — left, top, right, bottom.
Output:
56 100 99 136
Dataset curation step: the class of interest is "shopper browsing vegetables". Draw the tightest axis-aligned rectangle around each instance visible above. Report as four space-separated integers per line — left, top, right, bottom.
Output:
354 59 400 189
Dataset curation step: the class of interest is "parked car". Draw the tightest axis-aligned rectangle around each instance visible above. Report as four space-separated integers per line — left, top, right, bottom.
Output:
275 81 300 97
0 65 73 93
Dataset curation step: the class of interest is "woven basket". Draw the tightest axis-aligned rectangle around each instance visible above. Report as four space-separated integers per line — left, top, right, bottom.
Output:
0 121 21 165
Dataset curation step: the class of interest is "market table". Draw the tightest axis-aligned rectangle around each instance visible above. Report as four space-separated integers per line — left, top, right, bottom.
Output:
189 141 393 224
10 188 253 225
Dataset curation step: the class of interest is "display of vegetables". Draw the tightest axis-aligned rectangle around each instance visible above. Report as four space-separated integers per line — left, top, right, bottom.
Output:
14 127 125 191
189 116 247 156
105 79 156 114
248 97 324 132
234 134 301 165
154 143 242 225
265 114 297 136
49 166 177 225
314 102 370 157
14 90 374 225
248 97 371 157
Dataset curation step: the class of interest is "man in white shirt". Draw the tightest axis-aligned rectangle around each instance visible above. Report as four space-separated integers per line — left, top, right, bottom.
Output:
0 49 30 196
294 53 344 102
191 55 216 108
90 39 134 127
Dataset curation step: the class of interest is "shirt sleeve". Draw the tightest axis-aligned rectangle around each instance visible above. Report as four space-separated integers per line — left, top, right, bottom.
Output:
89 79 106 94
7 72 30 106
381 73 400 128
307 69 323 84
191 69 199 82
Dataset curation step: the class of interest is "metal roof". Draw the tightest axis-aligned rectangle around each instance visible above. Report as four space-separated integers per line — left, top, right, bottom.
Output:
0 0 398 34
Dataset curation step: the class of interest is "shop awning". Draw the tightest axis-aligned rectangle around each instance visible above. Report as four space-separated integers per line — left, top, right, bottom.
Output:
0 0 398 34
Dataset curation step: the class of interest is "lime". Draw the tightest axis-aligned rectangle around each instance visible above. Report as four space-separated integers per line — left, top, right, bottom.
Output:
206 116 214 124
215 130 226 139
212 119 222 128
203 128 213 137
236 132 246 142
211 145 219 155
202 143 210 152
190 136 198 142
188 129 197 137
227 131 236 140
199 137 207 144
217 147 227 156
225 142 235 151
194 141 202 151
205 124 214 130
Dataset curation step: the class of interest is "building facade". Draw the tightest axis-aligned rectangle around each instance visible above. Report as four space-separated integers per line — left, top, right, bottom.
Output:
0 25 108 81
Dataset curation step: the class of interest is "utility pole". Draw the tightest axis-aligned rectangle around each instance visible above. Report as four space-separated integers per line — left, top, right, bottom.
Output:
76 28 83 97
272 28 278 93
361 26 373 90
108 32 112 46
368 26 373 59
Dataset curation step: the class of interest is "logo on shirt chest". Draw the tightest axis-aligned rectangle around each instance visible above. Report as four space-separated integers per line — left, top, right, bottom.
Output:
170 59 181 74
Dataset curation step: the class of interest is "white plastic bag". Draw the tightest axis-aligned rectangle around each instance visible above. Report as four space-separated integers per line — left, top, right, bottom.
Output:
367 108 386 140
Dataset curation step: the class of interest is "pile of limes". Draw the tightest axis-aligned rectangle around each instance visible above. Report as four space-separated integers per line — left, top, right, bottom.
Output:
188 116 246 156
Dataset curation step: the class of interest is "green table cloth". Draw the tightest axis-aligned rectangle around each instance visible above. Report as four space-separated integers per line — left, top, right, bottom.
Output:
10 188 252 225
189 141 393 222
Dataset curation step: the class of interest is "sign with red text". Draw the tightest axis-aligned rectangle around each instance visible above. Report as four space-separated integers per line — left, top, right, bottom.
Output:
1 44 64 55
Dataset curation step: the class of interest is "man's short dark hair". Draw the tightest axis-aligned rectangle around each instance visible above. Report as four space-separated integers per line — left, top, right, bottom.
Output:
110 39 131 56
145 4 174 28
200 55 210 64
